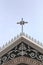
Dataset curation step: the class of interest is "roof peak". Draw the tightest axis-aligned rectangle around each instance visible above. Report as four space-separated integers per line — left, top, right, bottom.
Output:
0 33 43 52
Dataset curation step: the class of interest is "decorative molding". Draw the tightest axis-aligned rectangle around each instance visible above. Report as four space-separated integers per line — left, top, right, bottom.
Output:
0 42 43 65
3 56 43 65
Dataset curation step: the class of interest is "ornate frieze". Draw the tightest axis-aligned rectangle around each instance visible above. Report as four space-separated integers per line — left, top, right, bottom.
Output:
0 42 43 65
3 56 43 65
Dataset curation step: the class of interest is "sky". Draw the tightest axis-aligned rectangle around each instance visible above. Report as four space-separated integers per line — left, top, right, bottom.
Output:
0 0 43 47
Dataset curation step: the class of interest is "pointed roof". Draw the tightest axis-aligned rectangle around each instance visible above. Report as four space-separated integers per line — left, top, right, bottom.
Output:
0 33 43 65
0 33 43 57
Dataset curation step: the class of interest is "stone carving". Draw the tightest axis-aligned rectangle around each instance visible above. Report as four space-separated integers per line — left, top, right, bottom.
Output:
0 42 43 65
4 56 43 65
19 43 26 51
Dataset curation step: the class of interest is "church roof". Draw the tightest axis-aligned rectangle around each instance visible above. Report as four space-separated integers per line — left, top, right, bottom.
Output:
0 18 43 65
0 33 43 65
0 33 43 57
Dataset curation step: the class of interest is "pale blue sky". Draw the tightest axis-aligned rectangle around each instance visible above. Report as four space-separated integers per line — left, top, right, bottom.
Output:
0 0 43 47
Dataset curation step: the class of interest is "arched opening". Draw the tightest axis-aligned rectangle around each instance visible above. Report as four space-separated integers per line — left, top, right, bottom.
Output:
17 63 28 65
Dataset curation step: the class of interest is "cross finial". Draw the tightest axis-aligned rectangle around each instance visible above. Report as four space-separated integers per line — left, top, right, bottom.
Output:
17 18 28 33
21 18 23 21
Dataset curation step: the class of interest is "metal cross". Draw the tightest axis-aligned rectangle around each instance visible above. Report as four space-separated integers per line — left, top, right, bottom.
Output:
17 18 28 33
